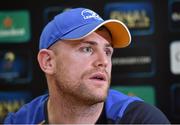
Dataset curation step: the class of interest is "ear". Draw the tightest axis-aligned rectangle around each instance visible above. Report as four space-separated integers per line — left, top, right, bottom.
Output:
37 49 56 75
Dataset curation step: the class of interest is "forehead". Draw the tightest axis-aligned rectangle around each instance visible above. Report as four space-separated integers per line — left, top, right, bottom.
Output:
49 26 112 50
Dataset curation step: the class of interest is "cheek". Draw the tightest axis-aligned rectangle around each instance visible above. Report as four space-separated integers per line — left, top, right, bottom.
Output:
58 55 89 78
107 62 112 74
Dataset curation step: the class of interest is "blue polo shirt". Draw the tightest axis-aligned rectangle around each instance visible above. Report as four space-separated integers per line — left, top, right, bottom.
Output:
4 89 170 124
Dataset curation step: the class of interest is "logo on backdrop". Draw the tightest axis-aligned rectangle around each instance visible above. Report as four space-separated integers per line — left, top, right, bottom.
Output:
170 41 180 74
0 48 32 84
0 11 30 42
111 42 156 78
168 0 180 31
104 2 154 35
112 86 155 105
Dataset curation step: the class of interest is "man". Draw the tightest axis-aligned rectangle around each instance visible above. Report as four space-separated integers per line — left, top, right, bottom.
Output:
4 8 170 124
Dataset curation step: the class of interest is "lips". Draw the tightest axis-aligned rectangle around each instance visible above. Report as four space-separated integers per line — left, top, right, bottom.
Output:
89 72 107 81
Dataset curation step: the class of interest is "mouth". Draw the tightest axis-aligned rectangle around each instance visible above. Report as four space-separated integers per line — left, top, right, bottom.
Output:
89 72 107 82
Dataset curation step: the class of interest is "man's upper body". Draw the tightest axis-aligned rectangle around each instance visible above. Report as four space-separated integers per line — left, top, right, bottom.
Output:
4 8 170 124
4 89 170 124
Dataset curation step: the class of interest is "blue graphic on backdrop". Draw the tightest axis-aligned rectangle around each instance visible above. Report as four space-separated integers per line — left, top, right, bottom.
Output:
0 91 31 123
0 49 32 84
104 2 154 35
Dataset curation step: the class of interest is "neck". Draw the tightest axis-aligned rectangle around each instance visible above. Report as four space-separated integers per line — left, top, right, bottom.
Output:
47 93 104 124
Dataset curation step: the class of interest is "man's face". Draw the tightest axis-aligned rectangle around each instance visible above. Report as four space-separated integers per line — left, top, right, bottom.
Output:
50 27 113 105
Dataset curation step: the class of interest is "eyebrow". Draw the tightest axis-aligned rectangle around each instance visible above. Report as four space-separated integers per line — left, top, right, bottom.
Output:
81 41 112 48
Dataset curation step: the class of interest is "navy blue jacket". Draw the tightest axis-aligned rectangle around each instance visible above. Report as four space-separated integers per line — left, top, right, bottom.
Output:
4 89 170 124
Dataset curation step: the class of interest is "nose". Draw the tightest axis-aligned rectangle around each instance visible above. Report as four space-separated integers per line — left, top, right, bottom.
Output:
93 51 109 68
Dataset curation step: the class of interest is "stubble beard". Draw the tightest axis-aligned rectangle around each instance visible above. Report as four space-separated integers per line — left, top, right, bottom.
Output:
55 68 111 105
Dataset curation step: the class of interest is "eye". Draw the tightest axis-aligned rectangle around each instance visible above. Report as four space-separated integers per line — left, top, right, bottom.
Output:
105 48 113 57
81 46 93 54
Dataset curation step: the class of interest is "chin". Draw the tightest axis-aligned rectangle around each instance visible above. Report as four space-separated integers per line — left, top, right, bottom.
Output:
86 90 108 105
84 97 106 105
76 80 110 104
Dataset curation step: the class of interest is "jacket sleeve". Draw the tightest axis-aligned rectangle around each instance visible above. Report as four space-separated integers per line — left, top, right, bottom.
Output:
118 101 170 124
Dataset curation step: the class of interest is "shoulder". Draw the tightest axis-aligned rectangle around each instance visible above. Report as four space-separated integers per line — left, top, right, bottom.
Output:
105 89 143 121
105 89 170 124
119 100 170 124
4 94 48 124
